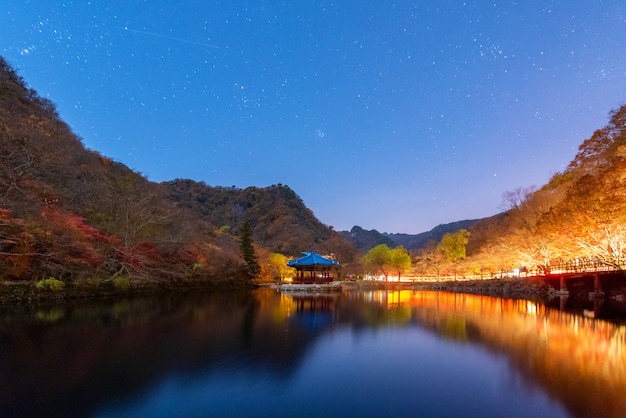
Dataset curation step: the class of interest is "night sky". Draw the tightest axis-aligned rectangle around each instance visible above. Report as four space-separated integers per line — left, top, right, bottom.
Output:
2 1 625 233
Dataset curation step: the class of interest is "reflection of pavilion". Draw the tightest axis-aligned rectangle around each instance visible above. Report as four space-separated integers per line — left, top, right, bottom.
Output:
287 251 339 284
290 294 338 331
293 295 336 312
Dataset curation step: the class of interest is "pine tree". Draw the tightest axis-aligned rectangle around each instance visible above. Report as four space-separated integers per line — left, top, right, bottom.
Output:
240 220 260 278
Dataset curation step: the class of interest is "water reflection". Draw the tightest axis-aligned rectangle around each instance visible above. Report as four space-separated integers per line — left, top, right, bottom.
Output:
376 291 626 418
0 289 623 417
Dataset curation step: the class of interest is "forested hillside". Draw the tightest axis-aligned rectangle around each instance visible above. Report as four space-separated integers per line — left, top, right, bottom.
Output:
164 179 357 262
0 56 247 284
447 106 626 276
355 106 626 279
0 56 357 287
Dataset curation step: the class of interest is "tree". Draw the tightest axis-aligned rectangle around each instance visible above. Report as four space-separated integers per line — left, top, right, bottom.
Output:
499 185 565 273
566 106 626 175
548 162 626 269
413 240 444 279
389 246 411 280
267 253 294 281
362 244 392 280
541 108 626 270
437 230 470 262
240 220 260 278
500 186 538 233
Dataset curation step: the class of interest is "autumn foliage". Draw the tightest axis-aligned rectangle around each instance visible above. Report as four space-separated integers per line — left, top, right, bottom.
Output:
0 56 355 286
453 106 626 277
3 53 625 285
0 56 249 284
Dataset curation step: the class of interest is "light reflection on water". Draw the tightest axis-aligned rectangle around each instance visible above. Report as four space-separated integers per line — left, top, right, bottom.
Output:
0 289 624 418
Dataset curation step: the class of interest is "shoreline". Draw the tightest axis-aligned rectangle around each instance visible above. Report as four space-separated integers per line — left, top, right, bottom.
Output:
3 274 625 304
341 277 551 298
343 276 626 301
0 277 255 304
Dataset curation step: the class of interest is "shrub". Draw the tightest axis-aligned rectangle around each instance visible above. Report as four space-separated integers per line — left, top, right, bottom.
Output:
112 276 131 291
35 277 65 291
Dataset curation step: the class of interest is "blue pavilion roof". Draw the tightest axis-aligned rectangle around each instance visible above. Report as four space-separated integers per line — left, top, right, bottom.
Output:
287 251 340 267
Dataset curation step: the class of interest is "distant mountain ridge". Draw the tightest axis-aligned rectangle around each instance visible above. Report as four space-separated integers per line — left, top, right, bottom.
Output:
385 219 481 250
339 226 396 252
341 219 481 252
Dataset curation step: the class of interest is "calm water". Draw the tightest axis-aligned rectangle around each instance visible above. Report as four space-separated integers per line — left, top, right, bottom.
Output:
1 288 625 418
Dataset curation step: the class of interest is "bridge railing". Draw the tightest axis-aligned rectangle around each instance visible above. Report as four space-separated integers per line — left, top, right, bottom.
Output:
534 257 621 276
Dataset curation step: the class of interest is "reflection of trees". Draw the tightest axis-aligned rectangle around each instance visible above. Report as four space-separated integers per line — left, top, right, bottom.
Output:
376 290 626 418
0 290 320 417
441 316 468 342
1 289 624 418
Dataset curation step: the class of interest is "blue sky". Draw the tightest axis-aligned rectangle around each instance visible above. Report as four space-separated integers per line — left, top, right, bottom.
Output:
2 1 625 233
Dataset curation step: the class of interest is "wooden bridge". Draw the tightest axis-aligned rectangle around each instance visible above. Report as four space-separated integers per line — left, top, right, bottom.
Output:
529 260 625 298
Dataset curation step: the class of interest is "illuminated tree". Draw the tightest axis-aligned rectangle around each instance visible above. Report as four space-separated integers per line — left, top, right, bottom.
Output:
362 244 392 280
551 163 626 269
499 185 564 273
413 240 444 279
537 106 626 270
389 246 411 280
566 106 626 175
437 230 470 262
267 253 295 281
361 244 412 281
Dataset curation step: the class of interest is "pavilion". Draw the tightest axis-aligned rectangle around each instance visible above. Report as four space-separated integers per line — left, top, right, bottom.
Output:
287 251 340 284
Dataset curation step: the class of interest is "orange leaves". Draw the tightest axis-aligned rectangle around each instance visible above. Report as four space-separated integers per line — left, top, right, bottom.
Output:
39 206 113 268
40 205 113 244
0 208 18 223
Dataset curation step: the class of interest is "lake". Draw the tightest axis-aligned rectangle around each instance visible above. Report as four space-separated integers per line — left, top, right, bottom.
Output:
1 287 625 418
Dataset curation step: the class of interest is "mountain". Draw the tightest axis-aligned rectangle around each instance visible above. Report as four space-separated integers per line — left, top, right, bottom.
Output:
341 219 481 252
350 102 626 275
0 56 356 285
0 56 248 283
2 52 624 283
339 226 396 252
385 219 481 250
164 179 358 261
